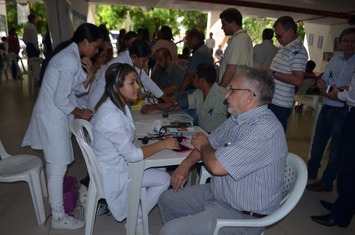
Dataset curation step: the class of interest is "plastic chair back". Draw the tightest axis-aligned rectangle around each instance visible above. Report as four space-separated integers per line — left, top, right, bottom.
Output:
209 152 307 235
71 119 105 235
0 140 48 225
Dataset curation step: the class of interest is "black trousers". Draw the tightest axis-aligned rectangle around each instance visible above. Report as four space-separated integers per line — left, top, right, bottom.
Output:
26 43 40 58
331 110 355 226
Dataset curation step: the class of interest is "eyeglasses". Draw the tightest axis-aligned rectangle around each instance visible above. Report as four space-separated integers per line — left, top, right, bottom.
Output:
342 38 355 43
227 88 256 96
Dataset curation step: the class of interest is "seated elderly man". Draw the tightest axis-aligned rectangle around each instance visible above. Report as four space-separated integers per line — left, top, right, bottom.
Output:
158 66 288 235
141 63 227 133
151 48 186 97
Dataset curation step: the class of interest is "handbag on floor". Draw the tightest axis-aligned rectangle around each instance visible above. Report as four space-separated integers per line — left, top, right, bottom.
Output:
63 176 79 215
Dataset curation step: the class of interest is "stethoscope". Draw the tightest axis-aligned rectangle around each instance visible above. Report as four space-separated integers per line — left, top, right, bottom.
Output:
133 62 178 113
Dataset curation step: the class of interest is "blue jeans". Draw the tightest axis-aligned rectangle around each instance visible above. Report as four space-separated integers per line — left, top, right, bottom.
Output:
268 103 292 132
307 105 347 186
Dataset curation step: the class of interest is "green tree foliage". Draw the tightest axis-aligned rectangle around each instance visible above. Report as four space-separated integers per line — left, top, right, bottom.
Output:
243 17 305 45
177 10 207 33
95 5 127 30
6 2 46 36
243 17 275 44
95 6 207 38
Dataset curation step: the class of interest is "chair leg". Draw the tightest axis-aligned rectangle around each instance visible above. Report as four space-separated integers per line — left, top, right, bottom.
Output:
27 171 46 225
85 184 99 235
140 188 149 235
40 168 48 197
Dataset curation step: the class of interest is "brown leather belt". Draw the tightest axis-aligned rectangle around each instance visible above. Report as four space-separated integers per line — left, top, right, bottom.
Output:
241 211 267 218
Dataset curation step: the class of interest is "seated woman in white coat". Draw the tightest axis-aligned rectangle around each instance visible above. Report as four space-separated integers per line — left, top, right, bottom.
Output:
22 23 102 230
91 63 180 234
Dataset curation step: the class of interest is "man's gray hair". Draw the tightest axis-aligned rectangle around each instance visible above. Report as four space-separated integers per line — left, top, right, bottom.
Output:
235 65 275 105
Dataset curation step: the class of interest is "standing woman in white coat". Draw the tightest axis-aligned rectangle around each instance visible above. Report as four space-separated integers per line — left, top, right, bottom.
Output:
92 63 179 235
22 23 102 230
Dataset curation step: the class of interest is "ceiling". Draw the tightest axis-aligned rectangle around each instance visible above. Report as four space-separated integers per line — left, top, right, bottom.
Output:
87 0 355 25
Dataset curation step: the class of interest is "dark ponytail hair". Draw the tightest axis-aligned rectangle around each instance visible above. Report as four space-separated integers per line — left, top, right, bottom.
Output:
129 39 151 58
95 63 137 114
38 23 101 86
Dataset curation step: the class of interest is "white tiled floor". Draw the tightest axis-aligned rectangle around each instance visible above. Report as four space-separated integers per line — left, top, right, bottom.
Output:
1 75 354 235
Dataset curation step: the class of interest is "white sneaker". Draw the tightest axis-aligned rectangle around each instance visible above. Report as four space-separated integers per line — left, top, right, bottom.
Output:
52 214 85 230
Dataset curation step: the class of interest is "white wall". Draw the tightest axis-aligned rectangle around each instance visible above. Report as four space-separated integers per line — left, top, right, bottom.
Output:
44 0 89 48
305 22 351 74
0 0 8 36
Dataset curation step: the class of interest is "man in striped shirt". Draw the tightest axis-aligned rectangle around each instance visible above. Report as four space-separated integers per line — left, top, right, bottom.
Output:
158 66 288 235
268 16 308 131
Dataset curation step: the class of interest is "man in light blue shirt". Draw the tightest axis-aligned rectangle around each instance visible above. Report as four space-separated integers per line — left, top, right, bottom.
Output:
307 27 355 192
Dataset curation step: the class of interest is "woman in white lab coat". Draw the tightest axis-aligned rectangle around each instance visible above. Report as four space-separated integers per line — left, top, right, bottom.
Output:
88 38 171 110
92 63 179 234
22 23 102 230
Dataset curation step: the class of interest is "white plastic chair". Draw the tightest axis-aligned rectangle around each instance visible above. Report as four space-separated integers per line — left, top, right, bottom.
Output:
6 52 23 82
71 119 149 235
199 152 307 235
0 140 48 225
296 79 316 95
28 57 42 94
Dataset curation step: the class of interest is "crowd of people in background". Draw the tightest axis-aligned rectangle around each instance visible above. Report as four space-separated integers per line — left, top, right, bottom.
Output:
2 6 353 235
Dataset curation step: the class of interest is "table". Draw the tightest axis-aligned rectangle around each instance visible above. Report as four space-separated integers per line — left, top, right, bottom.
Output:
126 108 200 235
294 95 323 158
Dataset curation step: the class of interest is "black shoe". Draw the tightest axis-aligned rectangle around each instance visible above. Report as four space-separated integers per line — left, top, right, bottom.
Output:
306 181 333 192
311 214 346 227
311 214 336 226
320 200 334 211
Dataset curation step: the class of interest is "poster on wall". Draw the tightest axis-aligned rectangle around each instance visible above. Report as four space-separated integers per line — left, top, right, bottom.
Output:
323 52 334 62
68 0 88 29
0 15 7 37
308 33 314 46
317 35 324 49
334 37 341 51
17 3 30 24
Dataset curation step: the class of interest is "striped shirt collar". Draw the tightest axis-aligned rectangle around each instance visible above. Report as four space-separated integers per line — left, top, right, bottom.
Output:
231 105 268 124
284 37 301 48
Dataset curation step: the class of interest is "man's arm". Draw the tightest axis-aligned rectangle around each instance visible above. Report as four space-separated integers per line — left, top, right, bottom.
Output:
170 149 201 191
178 73 194 92
272 70 305 87
191 132 227 175
162 86 178 97
219 64 238 88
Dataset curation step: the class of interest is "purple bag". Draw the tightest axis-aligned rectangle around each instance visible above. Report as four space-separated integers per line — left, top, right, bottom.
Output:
63 176 79 214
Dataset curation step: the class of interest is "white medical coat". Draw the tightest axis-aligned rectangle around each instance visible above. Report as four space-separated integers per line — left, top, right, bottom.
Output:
22 42 89 164
109 50 164 98
86 50 163 111
92 99 143 221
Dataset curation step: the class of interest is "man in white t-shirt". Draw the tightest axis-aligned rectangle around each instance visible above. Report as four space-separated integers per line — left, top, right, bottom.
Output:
205 32 215 54
23 14 40 58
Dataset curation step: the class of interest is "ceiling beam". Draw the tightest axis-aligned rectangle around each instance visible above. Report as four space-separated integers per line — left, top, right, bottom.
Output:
182 0 354 19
